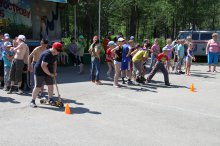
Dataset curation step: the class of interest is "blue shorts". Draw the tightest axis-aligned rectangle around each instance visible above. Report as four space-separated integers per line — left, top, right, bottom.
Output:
208 52 219 65
121 61 130 70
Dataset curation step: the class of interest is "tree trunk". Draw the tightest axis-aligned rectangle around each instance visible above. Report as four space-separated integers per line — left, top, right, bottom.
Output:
129 4 137 36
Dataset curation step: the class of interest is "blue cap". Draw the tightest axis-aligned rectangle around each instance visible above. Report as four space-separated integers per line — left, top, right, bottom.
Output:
108 41 116 46
4 41 12 47
130 36 135 40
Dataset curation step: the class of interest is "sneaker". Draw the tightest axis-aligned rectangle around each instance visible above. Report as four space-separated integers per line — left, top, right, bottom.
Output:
95 81 103 85
48 98 56 106
165 83 171 86
107 76 113 80
141 77 146 82
17 89 23 95
30 101 37 108
7 86 14 94
127 80 133 85
145 79 150 84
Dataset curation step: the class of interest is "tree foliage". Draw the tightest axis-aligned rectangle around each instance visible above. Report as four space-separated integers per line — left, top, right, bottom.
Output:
61 0 220 41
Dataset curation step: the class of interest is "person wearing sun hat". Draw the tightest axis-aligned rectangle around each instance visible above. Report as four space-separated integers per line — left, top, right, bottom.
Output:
7 35 29 94
30 42 63 108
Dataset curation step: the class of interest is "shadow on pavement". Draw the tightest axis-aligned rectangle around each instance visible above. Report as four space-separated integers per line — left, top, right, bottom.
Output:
190 73 216 79
0 96 20 104
38 106 102 115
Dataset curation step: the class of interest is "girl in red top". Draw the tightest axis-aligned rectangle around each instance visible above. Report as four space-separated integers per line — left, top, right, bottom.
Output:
105 41 116 79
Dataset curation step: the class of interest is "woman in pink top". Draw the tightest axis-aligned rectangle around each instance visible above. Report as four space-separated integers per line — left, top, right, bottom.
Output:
206 33 220 72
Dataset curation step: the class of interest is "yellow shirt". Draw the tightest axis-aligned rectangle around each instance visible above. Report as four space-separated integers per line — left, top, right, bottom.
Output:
132 50 148 62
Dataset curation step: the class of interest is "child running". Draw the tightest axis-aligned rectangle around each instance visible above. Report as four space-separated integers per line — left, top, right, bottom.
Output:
146 47 170 86
185 43 196 76
105 41 115 80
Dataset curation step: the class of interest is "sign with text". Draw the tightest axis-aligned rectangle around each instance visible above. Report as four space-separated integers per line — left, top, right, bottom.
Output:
0 0 31 26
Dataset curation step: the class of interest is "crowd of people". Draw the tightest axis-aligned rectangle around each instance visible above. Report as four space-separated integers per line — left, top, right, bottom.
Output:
0 31 219 107
96 32 219 88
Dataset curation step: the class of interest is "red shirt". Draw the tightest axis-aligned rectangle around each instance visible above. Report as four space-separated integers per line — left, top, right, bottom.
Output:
105 48 113 62
157 53 168 63
103 38 110 52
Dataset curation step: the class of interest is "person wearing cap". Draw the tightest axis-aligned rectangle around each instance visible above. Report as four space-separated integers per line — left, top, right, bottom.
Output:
28 39 48 90
145 47 170 86
30 42 63 108
7 35 29 94
105 41 115 80
0 32 4 88
88 36 102 85
206 33 220 72
2 42 14 91
111 37 124 87
131 44 148 84
4 33 10 41
77 35 85 74
121 38 133 85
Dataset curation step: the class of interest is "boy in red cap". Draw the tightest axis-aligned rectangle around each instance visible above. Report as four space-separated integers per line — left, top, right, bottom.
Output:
30 42 63 108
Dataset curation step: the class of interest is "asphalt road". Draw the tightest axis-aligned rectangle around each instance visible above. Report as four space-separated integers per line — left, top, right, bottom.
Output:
0 64 220 146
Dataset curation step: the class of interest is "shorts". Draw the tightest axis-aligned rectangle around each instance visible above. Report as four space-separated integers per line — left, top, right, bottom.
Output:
0 60 4 77
186 56 192 64
121 61 130 70
114 60 121 65
133 61 142 77
34 75 53 88
10 59 24 82
208 52 219 65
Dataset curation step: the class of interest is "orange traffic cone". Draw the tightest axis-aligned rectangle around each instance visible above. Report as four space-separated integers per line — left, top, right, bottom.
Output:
65 104 71 114
190 83 195 92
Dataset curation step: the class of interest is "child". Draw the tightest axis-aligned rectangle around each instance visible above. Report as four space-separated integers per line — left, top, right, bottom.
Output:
2 42 14 91
111 38 123 88
105 41 115 80
132 44 148 84
121 40 132 85
172 39 180 72
164 38 173 73
185 43 196 76
149 38 160 71
177 39 185 74
146 47 170 86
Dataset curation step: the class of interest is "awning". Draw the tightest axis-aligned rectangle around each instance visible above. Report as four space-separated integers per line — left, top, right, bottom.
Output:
44 0 67 3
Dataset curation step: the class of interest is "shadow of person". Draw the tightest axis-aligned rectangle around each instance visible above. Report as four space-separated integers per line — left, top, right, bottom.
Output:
38 106 101 115
0 96 20 104
53 97 84 105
